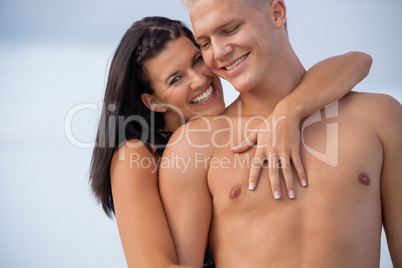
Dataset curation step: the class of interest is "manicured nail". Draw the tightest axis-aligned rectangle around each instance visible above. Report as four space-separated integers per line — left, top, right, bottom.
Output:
231 146 240 150
274 191 281 199
288 190 295 199
302 179 307 187
249 182 255 190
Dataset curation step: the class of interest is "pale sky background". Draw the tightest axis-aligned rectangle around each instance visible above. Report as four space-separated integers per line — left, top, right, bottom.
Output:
0 0 401 267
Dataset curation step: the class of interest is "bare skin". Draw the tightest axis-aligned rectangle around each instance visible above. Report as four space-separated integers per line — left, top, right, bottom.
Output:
159 0 402 267
110 29 372 267
160 92 402 268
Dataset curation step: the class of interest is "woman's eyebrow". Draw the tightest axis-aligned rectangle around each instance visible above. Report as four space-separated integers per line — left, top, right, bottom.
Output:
164 50 200 84
191 51 200 63
165 71 180 85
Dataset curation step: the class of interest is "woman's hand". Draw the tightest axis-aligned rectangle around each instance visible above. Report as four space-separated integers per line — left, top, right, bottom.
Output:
232 51 372 200
232 103 306 199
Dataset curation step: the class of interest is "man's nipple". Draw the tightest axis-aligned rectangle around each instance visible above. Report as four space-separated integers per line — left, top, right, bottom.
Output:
358 173 371 186
229 184 242 199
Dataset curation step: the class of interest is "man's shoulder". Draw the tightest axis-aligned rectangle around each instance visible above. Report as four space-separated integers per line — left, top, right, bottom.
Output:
341 91 399 106
340 92 402 133
165 114 241 157
340 92 401 117
170 115 233 141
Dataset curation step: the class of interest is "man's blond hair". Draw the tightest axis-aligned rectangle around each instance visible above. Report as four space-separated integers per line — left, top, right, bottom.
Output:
181 0 273 9
181 0 287 33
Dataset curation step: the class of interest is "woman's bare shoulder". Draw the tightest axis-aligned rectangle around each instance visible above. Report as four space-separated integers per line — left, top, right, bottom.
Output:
111 139 158 185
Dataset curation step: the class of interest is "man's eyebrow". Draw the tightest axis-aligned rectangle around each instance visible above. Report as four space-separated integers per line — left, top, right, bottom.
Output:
195 20 239 42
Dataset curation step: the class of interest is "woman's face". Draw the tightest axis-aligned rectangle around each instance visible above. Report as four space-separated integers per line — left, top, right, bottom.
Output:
143 35 225 123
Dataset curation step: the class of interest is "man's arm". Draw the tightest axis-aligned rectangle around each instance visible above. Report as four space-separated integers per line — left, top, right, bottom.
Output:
159 120 213 267
376 95 402 266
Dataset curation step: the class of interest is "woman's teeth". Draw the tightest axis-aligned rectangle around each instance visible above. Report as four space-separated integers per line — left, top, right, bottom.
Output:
190 86 213 104
225 54 248 71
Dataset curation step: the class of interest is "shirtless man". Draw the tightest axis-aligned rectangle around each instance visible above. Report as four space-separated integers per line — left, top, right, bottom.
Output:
159 0 402 267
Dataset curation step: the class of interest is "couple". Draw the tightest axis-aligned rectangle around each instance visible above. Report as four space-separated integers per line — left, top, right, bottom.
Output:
91 0 402 267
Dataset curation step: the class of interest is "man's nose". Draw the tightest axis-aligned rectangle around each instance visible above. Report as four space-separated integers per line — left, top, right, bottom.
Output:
212 38 234 61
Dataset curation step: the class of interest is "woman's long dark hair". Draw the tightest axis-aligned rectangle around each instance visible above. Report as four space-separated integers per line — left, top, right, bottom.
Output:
90 16 198 218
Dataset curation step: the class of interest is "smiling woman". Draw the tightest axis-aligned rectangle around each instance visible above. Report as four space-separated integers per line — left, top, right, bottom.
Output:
89 17 225 267
141 35 225 128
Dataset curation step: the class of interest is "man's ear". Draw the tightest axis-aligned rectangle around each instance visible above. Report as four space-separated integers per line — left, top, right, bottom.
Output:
141 93 168 113
271 0 287 29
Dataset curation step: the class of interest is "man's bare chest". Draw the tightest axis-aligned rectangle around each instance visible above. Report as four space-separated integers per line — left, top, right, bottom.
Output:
207 111 383 211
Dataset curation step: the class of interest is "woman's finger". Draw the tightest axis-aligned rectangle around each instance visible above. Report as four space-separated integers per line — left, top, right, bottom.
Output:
268 153 281 199
231 131 258 153
279 154 295 199
248 149 265 190
291 148 307 187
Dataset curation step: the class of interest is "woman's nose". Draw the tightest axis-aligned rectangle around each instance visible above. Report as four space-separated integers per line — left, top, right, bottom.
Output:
189 70 207 90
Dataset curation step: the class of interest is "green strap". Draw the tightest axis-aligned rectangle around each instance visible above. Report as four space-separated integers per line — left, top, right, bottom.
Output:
162 127 168 139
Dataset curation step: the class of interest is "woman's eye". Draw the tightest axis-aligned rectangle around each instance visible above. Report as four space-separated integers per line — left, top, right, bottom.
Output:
170 76 181 85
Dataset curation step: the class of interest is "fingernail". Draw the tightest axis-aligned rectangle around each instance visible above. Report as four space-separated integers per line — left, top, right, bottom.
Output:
288 190 295 199
249 182 255 190
231 146 240 150
274 191 281 199
302 179 307 187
